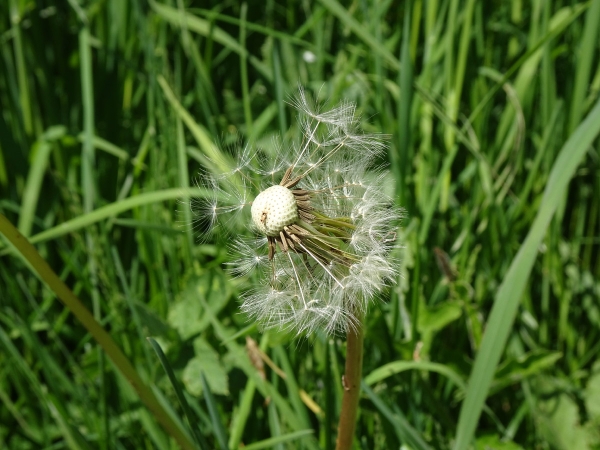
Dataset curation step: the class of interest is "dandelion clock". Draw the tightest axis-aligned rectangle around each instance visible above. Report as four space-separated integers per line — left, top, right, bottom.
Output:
191 88 402 336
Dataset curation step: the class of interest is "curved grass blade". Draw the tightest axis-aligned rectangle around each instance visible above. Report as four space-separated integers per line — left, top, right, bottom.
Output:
365 360 466 390
147 337 208 450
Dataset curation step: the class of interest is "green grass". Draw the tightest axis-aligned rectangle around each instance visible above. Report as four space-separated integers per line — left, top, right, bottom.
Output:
1 1 600 449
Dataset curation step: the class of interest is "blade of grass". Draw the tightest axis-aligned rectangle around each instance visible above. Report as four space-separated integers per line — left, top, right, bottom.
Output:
9 0 32 135
567 0 600 134
317 0 399 70
267 395 284 450
150 1 271 80
17 140 52 237
0 214 197 450
187 8 316 49
46 393 93 450
396 5 413 208
453 96 600 450
364 360 466 390
17 125 66 236
200 372 228 450
148 337 208 450
272 41 287 135
362 381 432 450
76 133 130 161
112 247 153 368
241 430 315 450
228 378 257 449
0 187 214 251
274 346 312 430
78 25 108 450
157 75 232 174
239 3 253 138
176 115 194 257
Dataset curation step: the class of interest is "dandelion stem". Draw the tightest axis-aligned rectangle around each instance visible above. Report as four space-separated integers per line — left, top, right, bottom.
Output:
335 313 364 450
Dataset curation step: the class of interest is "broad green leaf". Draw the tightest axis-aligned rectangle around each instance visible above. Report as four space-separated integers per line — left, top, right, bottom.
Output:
585 362 600 420
183 338 229 396
168 277 231 340
537 393 596 450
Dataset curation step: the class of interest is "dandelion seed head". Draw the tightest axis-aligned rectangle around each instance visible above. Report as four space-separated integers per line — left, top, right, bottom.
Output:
188 88 403 336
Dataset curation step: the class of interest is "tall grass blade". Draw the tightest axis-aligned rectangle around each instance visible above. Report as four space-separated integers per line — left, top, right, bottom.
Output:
200 372 229 450
148 337 208 450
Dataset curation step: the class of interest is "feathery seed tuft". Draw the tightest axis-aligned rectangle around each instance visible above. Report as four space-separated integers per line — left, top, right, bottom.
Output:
190 88 403 335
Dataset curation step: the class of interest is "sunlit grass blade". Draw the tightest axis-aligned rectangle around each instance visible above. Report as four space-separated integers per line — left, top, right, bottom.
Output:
0 188 214 251
157 75 232 175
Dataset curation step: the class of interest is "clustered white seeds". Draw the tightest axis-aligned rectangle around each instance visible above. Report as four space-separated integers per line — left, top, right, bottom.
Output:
190 88 402 336
251 185 299 236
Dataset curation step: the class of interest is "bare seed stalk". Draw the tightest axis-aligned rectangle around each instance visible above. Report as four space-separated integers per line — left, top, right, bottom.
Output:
336 312 364 450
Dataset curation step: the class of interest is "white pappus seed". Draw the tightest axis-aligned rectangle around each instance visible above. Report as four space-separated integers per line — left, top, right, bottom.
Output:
251 185 298 236
189 88 403 336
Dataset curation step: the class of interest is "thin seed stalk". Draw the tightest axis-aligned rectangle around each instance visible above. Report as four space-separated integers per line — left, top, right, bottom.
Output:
335 312 364 450
314 216 357 230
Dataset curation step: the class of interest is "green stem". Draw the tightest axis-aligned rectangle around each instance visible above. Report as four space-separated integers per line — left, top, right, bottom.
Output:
335 315 364 450
0 214 196 450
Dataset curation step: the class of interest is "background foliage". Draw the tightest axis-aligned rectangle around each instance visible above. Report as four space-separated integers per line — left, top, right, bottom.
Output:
1 0 600 449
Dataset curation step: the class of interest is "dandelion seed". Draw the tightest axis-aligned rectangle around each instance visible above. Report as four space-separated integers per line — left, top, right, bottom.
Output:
192 88 402 335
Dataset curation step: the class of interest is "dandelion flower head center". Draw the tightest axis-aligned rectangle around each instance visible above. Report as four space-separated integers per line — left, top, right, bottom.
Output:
251 185 298 236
